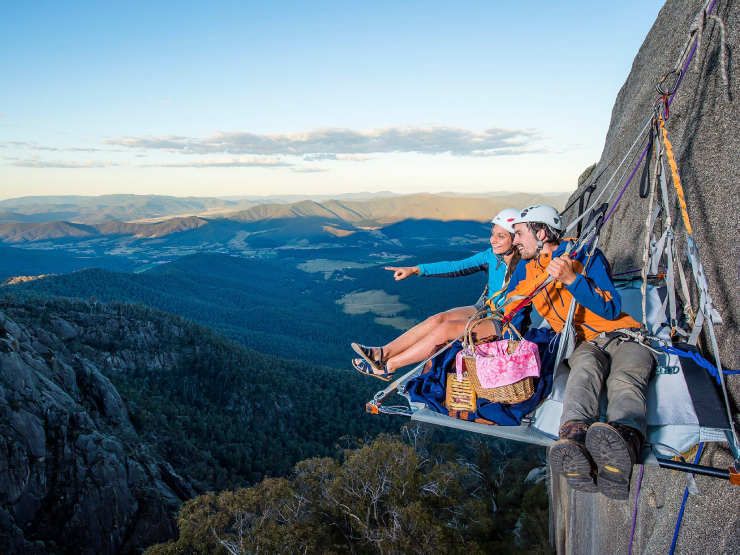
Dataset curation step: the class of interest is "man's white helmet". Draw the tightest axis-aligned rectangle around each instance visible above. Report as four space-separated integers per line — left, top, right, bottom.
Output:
510 204 563 231
491 208 520 233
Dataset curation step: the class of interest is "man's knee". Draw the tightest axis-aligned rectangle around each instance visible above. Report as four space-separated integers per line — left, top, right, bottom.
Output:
610 341 654 371
567 342 608 376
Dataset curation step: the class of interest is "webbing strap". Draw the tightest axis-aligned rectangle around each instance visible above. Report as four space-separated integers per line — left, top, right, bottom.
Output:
675 249 696 327
656 158 680 333
659 117 739 464
649 228 668 276
564 116 653 235
688 309 704 346
649 204 663 235
642 136 661 328
552 240 596 373
653 294 670 336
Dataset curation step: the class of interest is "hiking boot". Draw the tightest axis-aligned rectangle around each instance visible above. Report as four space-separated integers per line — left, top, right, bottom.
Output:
585 421 642 500
549 421 598 493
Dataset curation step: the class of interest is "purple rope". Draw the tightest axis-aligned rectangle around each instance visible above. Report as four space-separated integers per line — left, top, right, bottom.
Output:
628 464 645 555
669 0 717 107
601 0 719 228
669 443 706 555
614 268 642 276
603 142 651 225
614 266 666 277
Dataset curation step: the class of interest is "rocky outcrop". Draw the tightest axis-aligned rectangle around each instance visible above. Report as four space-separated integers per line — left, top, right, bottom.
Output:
554 0 740 553
0 304 191 554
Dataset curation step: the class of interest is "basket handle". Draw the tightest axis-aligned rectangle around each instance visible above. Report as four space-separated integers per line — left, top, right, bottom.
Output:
463 311 504 354
504 322 522 341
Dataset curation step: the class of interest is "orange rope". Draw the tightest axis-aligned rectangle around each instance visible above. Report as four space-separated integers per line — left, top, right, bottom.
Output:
659 118 693 235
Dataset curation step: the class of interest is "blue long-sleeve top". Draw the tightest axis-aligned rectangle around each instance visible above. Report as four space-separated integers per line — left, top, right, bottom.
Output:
503 241 640 340
417 248 508 307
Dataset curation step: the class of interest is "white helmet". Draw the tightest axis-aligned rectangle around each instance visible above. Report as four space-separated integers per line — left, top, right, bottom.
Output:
491 208 520 233
510 204 563 231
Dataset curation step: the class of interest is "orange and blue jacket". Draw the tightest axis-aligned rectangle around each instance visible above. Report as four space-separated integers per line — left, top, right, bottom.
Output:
503 241 640 341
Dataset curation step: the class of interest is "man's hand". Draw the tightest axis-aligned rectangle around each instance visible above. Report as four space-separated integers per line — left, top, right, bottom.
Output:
385 266 420 281
546 254 577 285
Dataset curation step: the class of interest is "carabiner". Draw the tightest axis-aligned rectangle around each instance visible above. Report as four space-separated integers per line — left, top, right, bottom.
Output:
655 69 682 96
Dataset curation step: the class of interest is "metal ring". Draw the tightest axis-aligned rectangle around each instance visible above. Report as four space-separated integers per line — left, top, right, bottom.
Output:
655 69 682 96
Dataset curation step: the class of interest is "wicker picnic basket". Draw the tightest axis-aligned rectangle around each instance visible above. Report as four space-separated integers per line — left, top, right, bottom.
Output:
445 371 477 411
461 312 535 404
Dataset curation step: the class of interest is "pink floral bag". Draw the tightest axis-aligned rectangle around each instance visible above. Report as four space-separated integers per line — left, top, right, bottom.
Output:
455 315 540 404
455 339 541 388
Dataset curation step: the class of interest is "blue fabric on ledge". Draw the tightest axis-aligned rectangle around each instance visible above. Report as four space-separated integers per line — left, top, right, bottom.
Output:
406 327 557 426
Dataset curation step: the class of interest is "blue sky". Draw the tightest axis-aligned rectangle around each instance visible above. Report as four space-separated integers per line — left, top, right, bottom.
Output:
0 0 666 200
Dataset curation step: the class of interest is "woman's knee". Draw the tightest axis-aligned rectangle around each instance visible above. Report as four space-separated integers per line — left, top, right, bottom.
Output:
425 312 447 328
431 320 465 342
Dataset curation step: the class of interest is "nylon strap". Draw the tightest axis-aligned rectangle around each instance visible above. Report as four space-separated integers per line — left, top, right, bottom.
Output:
656 157 680 334
642 135 661 328
649 229 668 276
659 117 739 464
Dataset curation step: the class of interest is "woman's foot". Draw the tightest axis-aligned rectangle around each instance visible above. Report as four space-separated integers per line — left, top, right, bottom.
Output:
351 343 394 381
352 358 394 381
351 343 383 364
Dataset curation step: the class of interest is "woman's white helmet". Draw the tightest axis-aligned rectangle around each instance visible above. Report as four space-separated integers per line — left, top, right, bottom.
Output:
510 204 563 231
491 208 520 233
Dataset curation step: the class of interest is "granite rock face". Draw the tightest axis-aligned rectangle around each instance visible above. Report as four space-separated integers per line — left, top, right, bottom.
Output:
554 1 740 553
0 304 191 554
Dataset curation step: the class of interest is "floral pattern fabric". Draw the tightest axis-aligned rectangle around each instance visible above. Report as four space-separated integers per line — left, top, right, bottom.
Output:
456 339 541 388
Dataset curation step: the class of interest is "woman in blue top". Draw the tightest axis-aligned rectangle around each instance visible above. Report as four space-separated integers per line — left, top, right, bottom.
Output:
352 208 521 380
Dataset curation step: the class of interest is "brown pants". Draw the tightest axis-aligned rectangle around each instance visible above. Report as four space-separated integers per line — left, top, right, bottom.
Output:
560 333 655 436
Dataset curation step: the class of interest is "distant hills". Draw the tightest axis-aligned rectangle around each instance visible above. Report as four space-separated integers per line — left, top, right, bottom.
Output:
0 194 259 224
0 191 571 249
0 216 210 243
0 191 571 225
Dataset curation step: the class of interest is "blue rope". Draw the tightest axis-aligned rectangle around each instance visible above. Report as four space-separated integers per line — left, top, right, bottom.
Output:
669 443 705 555
662 346 740 387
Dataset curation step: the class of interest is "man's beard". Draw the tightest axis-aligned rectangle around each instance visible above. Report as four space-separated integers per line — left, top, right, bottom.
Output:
517 245 537 260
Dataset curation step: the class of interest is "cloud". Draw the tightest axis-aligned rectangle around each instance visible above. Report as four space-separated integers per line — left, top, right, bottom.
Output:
303 153 374 162
292 167 329 173
141 156 292 168
101 124 542 157
6 157 126 168
0 141 124 153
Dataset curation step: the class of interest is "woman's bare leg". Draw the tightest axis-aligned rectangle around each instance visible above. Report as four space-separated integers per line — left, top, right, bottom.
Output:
368 306 477 362
385 318 499 373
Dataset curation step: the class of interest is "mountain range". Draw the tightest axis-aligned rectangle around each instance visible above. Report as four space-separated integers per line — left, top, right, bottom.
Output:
0 191 567 224
0 192 571 250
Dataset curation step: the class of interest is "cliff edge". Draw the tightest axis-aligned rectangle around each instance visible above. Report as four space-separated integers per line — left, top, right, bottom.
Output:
553 0 740 553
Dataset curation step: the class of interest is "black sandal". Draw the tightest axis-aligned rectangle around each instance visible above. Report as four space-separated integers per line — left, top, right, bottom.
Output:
352 358 394 381
351 343 383 366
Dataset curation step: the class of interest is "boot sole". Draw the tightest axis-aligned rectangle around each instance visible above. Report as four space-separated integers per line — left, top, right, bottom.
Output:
586 423 634 500
549 439 598 493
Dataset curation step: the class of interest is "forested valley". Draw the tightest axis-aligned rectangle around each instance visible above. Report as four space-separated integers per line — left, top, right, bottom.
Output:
0 247 552 553
4 250 490 368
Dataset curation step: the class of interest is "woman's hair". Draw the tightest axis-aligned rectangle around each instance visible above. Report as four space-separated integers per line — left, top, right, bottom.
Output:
504 247 521 282
526 222 562 246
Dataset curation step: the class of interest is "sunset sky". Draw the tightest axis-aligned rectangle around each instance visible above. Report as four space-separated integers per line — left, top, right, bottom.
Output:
0 0 665 200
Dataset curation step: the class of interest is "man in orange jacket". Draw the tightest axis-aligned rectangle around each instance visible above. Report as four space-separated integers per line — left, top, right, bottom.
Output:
504 205 654 500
